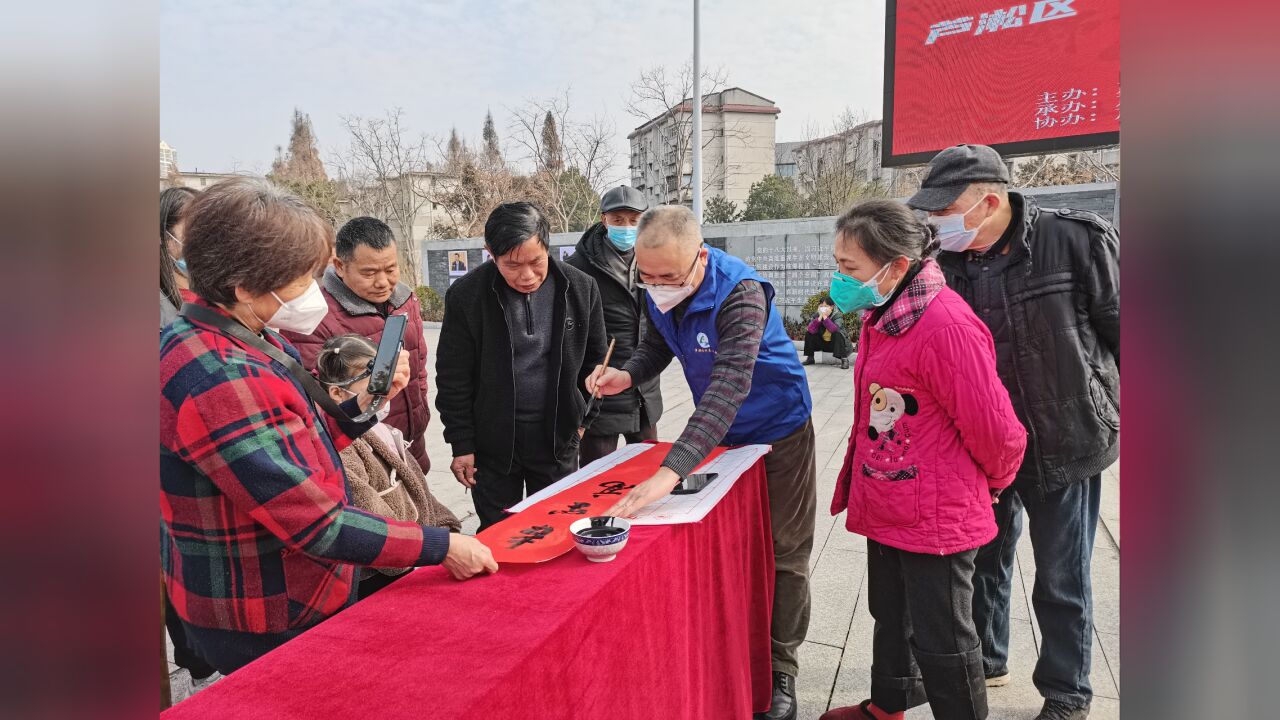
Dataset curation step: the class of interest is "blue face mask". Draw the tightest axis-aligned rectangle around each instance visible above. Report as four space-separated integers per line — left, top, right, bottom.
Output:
829 262 896 313
606 224 638 251
175 258 188 275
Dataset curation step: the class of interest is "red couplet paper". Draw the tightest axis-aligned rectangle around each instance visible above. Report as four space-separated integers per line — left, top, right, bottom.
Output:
476 443 728 563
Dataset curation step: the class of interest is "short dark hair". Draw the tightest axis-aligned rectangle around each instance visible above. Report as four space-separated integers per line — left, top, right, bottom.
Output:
315 334 377 386
835 199 940 267
184 177 333 305
336 216 396 261
484 202 549 257
819 296 835 307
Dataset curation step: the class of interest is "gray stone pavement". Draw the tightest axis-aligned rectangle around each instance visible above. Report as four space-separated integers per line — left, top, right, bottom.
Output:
169 330 1120 719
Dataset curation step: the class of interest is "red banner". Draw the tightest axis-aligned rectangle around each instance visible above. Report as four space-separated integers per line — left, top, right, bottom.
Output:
476 443 728 563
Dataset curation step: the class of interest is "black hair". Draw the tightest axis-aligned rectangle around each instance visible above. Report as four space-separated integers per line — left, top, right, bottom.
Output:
834 199 941 267
484 202 550 258
819 296 835 307
335 216 396 261
315 334 377 386
160 186 198 308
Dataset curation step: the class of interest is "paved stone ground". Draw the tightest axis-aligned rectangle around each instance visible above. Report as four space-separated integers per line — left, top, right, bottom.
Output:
169 331 1120 718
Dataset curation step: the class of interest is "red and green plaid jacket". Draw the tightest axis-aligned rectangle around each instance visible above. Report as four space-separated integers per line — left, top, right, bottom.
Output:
160 300 450 634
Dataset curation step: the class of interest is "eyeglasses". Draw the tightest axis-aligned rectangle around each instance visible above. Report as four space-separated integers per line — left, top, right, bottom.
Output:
637 249 701 290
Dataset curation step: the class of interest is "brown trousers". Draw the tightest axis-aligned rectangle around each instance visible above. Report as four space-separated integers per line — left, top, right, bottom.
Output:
763 418 818 676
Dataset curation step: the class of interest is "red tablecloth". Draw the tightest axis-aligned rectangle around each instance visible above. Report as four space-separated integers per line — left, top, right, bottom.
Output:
163 458 775 719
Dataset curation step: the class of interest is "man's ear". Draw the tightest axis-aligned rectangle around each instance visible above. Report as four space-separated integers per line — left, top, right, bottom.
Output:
332 256 346 278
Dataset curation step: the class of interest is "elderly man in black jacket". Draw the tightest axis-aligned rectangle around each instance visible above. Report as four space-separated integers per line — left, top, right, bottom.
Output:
435 202 607 530
565 186 664 466
909 144 1119 720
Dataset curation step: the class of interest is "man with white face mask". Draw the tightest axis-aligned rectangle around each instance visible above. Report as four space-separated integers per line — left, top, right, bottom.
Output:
908 145 1120 720
586 205 816 720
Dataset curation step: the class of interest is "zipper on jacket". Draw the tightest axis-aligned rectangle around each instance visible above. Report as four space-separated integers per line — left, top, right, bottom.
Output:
523 293 533 335
1000 282 1046 493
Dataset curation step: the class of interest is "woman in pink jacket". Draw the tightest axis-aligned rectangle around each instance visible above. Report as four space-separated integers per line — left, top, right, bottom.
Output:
820 201 1026 720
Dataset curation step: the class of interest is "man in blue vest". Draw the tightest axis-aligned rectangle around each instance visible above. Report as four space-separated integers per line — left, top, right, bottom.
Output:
588 205 817 720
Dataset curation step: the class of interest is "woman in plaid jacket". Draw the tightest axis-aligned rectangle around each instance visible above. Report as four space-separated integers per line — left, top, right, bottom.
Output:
160 178 496 674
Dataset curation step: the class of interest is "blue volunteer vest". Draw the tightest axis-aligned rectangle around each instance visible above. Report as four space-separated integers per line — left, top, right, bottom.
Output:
647 246 812 445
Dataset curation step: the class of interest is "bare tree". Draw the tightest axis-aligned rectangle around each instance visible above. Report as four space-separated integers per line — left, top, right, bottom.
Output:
1013 148 1119 187
794 109 888 217
624 63 746 203
508 90 619 232
331 108 434 283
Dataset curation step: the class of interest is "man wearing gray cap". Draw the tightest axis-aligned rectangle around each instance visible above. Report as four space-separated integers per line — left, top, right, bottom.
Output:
565 186 664 465
908 144 1119 720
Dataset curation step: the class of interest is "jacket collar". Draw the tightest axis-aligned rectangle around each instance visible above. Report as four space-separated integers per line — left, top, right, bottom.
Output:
937 191 1038 273
873 259 946 337
322 265 412 316
575 222 636 288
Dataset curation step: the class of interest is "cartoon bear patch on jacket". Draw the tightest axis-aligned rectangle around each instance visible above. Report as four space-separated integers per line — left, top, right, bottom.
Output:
863 382 919 481
868 383 917 441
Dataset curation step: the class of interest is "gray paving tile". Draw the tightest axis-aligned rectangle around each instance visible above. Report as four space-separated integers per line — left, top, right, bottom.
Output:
796 641 844 720
806 549 867 648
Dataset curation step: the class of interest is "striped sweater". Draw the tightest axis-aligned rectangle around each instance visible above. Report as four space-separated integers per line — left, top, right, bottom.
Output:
624 280 767 477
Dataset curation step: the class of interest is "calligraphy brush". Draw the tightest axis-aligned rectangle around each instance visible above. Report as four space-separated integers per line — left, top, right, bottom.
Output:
560 337 616 461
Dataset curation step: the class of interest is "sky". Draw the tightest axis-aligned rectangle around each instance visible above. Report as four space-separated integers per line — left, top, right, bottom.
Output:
160 0 886 184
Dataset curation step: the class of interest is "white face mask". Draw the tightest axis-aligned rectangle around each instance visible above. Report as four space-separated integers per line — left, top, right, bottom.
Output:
375 399 392 422
645 283 696 314
264 280 328 334
929 196 990 252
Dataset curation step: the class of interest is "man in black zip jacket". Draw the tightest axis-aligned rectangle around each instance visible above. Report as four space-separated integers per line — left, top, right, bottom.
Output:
565 186 664 466
435 202 607 530
908 145 1119 720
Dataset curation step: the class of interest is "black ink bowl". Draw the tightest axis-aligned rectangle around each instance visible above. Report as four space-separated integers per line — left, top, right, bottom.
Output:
569 516 632 563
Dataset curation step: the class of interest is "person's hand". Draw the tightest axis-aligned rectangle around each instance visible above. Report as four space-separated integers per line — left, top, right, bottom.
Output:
356 349 411 409
443 533 498 580
605 467 681 518
450 454 477 487
585 365 633 398
990 488 1002 504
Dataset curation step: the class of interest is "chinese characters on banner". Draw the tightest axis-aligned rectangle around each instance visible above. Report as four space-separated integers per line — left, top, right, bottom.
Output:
475 443 728 563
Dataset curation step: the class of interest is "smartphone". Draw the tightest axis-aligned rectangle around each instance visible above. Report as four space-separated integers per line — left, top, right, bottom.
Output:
671 472 719 495
366 314 407 396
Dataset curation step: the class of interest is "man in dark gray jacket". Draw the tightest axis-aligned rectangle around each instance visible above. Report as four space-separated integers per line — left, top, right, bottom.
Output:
909 144 1119 720
566 186 663 465
435 202 606 530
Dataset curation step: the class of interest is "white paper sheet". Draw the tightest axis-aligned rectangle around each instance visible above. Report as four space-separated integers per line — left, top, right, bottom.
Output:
506 443 772 525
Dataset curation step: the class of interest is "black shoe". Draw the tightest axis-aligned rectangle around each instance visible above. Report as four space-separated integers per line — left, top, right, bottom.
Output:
803 357 815 366
840 357 849 369
1035 699 1090 720
753 671 798 720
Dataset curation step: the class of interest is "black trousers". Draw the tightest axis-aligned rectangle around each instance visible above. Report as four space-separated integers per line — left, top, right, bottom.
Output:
164 588 217 680
578 410 659 467
867 539 988 720
803 330 851 359
472 420 577 531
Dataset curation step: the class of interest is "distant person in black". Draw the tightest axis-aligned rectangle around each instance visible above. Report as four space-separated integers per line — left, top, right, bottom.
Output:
566 186 664 465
